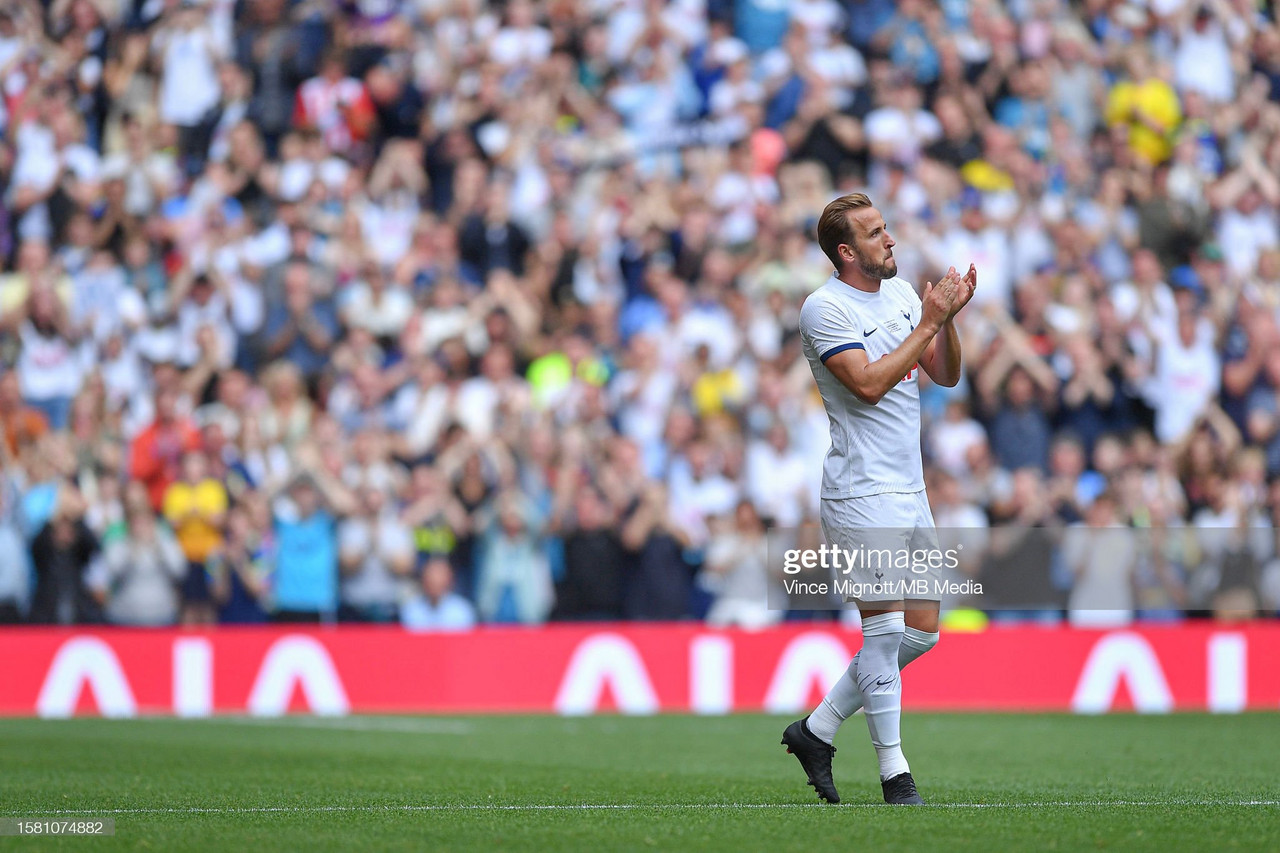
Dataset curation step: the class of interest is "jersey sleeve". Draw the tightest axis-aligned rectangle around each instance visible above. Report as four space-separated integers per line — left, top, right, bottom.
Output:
799 294 865 364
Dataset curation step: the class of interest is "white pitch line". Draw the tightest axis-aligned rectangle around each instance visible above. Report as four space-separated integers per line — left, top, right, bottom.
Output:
9 801 1280 816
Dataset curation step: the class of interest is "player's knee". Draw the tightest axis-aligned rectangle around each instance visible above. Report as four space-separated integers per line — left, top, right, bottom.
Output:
901 626 939 660
860 610 906 638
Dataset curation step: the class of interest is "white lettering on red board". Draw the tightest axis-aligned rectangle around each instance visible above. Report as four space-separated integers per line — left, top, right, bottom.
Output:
553 633 659 715
24 629 1264 717
173 637 213 717
247 635 350 716
1071 632 1174 713
36 637 137 718
690 635 733 715
762 633 852 714
1207 633 1246 713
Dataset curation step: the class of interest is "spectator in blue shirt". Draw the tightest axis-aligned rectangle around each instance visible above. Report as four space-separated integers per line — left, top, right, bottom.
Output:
272 468 355 622
401 557 476 631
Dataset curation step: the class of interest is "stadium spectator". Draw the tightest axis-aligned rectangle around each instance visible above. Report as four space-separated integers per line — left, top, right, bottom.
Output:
0 471 30 622
0 368 48 456
474 490 552 625
701 500 781 629
29 486 99 625
401 556 477 631
100 491 186 626
14 286 82 429
162 449 228 624
987 367 1054 475
338 484 414 622
1064 491 1139 627
293 48 374 157
271 467 354 623
619 481 694 620
128 386 201 512
210 502 271 624
552 486 626 621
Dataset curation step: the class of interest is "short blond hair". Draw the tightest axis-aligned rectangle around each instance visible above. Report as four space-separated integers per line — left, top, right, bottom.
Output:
816 193 873 269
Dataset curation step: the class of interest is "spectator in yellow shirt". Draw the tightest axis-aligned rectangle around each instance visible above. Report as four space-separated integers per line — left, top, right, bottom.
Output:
162 450 228 625
1105 49 1182 166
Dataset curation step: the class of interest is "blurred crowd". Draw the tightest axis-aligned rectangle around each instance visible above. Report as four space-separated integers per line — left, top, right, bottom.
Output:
0 0 1278 629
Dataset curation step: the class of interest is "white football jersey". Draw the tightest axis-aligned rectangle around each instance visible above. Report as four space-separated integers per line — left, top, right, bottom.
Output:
799 273 925 499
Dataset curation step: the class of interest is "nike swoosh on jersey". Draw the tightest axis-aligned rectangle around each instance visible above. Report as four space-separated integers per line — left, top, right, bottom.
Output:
863 327 878 336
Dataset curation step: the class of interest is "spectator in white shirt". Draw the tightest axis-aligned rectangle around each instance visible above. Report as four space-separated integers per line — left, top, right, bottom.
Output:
926 189 1012 310
863 76 941 164
153 2 223 133
789 0 844 46
338 485 415 622
1217 188 1278 282
173 272 238 369
1145 305 1221 443
807 24 867 111
1112 248 1178 345
668 439 739 547
929 399 987 478
16 287 83 429
745 420 809 527
488 0 552 70
340 261 413 340
701 500 783 629
1173 6 1236 103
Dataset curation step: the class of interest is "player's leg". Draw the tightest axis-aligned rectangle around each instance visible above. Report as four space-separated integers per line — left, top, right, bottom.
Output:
807 599 938 742
901 487 943 672
849 602 913 787
901 600 940 672
870 491 947 804
807 494 928 745
782 599 908 805
780 496 878 803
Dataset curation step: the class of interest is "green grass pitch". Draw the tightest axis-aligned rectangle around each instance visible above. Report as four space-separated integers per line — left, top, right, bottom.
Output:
1 713 1277 851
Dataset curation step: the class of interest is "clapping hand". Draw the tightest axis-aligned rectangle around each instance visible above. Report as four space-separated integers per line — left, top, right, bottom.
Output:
955 263 978 317
922 267 964 328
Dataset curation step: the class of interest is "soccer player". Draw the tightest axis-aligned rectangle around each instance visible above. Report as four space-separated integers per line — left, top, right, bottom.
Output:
783 193 976 805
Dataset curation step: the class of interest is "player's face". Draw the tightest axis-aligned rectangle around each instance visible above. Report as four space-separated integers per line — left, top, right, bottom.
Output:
844 208 897 280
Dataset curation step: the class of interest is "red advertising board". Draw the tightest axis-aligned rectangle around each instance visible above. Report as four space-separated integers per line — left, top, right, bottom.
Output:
2 623 1277 717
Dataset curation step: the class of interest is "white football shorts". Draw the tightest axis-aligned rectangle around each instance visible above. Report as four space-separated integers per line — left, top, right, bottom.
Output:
819 489 942 602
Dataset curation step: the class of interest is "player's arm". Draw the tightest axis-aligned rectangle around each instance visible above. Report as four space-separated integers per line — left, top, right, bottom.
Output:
808 268 962 404
920 264 976 388
824 322 943 406
920 320 961 387
824 268 963 405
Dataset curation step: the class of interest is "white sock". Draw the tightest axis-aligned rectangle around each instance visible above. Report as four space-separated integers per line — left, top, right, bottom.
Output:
899 626 940 669
806 651 863 743
806 626 939 744
855 611 909 780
